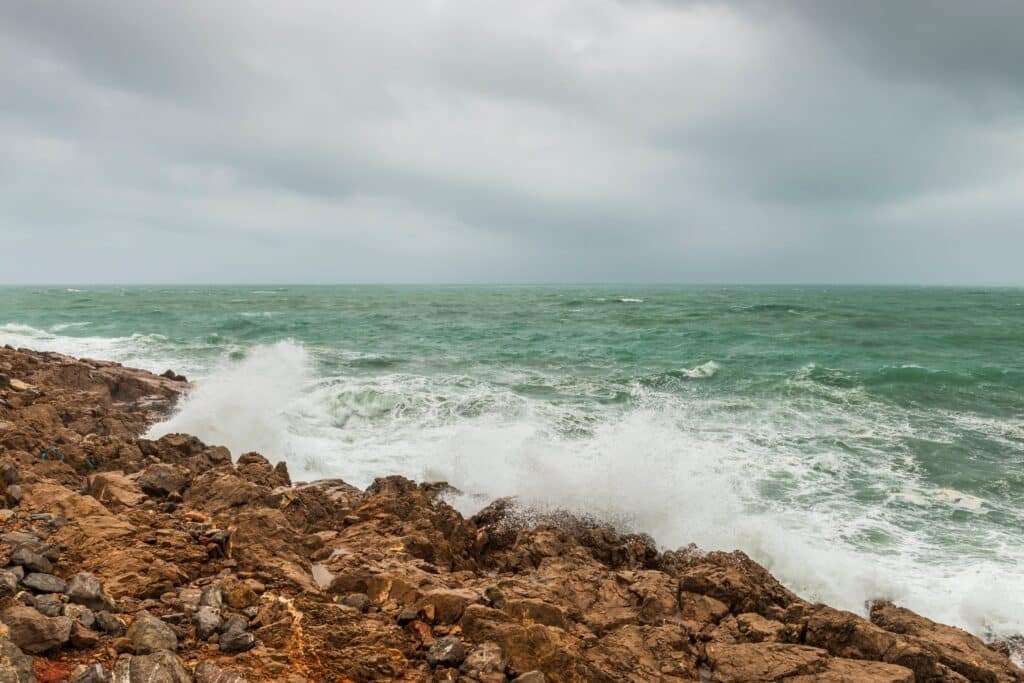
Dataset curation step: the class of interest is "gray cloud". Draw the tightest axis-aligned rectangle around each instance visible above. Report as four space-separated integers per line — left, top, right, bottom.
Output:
1 0 1022 284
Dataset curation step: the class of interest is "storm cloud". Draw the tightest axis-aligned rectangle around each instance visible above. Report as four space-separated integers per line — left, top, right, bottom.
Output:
2 1 1022 284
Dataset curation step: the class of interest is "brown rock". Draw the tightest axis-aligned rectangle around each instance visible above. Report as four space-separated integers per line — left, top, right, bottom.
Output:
0 603 73 653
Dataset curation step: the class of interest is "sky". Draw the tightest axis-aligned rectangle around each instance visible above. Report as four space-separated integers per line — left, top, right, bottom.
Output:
2 1 1023 285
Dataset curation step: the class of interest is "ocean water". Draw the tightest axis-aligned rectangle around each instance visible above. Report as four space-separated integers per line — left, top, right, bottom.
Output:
1 285 1022 645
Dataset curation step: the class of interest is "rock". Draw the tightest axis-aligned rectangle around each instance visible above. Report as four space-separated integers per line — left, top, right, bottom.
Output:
95 610 127 636
21 572 66 593
427 637 468 666
219 614 255 653
66 572 118 611
461 641 506 678
0 570 19 597
194 605 222 640
126 613 178 653
34 594 63 617
8 546 52 573
194 662 249 683
87 471 146 509
338 593 371 612
70 662 113 683
63 603 96 628
70 620 101 648
127 650 192 682
0 603 73 653
223 580 258 610
0 638 35 683
6 567 24 581
199 585 223 610
396 607 419 625
511 673 546 683
135 464 189 498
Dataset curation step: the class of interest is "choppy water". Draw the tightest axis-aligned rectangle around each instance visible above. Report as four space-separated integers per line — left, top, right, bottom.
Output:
1 285 1022 644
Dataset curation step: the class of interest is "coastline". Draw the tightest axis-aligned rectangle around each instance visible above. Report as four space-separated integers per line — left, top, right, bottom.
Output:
0 345 1019 682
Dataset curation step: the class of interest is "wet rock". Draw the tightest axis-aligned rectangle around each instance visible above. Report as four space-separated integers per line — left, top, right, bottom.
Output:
8 546 52 573
194 605 222 640
95 610 127 636
21 572 66 593
67 572 118 611
339 593 372 613
0 638 35 683
70 662 113 683
126 613 178 653
427 637 468 667
0 603 73 653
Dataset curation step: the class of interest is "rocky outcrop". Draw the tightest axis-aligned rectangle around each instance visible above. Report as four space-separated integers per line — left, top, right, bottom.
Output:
0 345 1020 681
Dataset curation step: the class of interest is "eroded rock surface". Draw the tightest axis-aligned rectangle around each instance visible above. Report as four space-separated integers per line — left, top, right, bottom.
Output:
0 346 1020 681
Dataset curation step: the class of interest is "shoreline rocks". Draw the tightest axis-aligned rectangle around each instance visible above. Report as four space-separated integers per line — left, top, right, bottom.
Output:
0 345 1020 681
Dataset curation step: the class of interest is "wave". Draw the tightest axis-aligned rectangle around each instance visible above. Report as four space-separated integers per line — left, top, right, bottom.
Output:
680 360 719 379
142 340 1024 647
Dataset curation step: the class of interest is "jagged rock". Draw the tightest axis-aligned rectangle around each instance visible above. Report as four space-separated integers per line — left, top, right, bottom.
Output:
0 571 19 597
194 662 248 683
67 572 118 611
126 613 178 653
0 604 73 653
88 471 146 510
9 546 52 573
427 637 468 666
219 615 255 653
63 603 96 628
125 650 192 682
0 638 35 682
21 572 66 593
193 606 221 640
70 621 101 648
339 593 371 612
71 662 113 682
33 595 63 617
222 580 258 610
460 640 507 678
95 610 127 635
198 585 223 610
135 464 189 498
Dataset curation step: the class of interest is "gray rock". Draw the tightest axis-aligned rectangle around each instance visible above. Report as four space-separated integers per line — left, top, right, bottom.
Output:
0 603 73 653
194 605 221 640
0 570 18 597
194 661 249 683
6 566 24 581
461 641 506 677
9 546 52 574
21 572 66 594
70 662 112 682
339 592 371 612
511 672 546 683
0 533 38 547
218 615 254 653
427 637 468 666
126 613 178 654
67 572 117 611
64 603 96 628
396 606 419 625
95 610 127 636
0 638 34 682
34 594 63 617
199 585 223 610
127 650 191 683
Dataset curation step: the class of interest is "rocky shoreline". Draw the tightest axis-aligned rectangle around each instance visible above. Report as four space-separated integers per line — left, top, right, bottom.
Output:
0 345 1020 682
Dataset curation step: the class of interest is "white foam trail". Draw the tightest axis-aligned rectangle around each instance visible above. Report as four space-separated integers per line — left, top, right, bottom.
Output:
681 360 719 378
0 323 178 374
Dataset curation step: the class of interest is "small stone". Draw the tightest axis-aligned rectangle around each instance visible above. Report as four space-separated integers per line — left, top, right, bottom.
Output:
339 593 371 613
33 594 63 617
126 613 178 653
70 621 101 648
426 637 467 666
70 662 112 683
67 572 118 612
194 605 222 640
21 572 67 594
9 546 52 574
95 611 127 636
128 650 191 682
396 606 419 625
63 603 96 628
0 570 19 597
0 638 35 682
511 673 546 683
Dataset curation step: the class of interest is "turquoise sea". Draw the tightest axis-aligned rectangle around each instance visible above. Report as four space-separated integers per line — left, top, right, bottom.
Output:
1 285 1022 643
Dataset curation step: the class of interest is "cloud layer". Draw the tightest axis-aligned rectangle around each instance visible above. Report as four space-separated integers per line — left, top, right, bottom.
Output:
2 1 1022 284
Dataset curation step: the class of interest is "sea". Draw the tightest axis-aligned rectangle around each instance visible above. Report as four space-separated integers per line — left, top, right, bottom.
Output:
1 285 1022 647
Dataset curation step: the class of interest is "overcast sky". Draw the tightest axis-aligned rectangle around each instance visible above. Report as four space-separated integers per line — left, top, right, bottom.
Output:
2 1 1023 284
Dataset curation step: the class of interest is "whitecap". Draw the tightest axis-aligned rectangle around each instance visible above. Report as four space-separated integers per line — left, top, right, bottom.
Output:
681 360 719 379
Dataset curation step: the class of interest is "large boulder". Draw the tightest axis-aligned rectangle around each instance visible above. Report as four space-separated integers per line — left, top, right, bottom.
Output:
0 638 35 682
66 572 118 612
0 604 73 653
126 613 178 654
